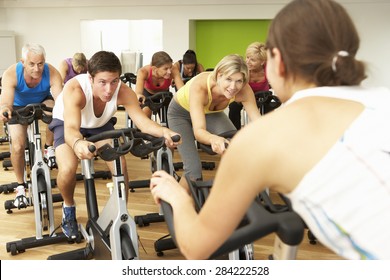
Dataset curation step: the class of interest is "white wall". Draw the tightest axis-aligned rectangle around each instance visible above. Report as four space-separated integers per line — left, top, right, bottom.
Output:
0 30 16 76
0 0 389 88
79 19 162 65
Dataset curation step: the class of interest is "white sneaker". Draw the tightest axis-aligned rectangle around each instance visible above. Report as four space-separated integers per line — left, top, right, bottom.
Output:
14 185 28 209
44 146 57 169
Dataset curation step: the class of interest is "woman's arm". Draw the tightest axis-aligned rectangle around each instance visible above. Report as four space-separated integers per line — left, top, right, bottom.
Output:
134 66 149 101
238 84 262 122
119 83 180 148
197 63 205 73
150 118 272 259
171 64 184 90
48 63 64 100
58 60 68 84
189 74 232 154
188 75 214 143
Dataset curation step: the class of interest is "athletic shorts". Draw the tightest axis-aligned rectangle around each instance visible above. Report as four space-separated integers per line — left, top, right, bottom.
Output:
48 118 115 149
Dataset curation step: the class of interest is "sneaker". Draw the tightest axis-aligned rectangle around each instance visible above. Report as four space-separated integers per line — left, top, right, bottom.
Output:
61 205 79 240
13 185 28 209
44 146 57 169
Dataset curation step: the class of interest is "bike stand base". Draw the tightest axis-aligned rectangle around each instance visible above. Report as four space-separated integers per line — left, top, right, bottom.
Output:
0 182 19 194
173 161 215 171
0 151 10 160
2 159 11 170
6 232 80 256
135 212 164 227
4 193 63 214
48 246 92 260
154 237 177 257
129 179 150 192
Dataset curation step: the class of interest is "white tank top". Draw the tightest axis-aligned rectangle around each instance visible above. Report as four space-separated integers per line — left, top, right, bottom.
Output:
52 74 120 128
284 86 390 260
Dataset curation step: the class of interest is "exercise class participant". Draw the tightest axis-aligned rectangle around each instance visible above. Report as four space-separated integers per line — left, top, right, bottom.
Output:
150 0 390 260
49 51 180 239
0 43 63 207
229 42 270 129
173 49 204 87
135 51 184 118
59 52 88 84
166 54 261 190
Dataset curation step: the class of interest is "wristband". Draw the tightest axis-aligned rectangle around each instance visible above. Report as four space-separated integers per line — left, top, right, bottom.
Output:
72 138 83 150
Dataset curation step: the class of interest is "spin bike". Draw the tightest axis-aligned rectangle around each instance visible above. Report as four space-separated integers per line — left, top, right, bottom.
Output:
0 114 111 195
241 90 282 127
154 130 241 257
160 173 305 260
195 133 309 259
3 103 70 256
128 91 182 226
48 127 166 260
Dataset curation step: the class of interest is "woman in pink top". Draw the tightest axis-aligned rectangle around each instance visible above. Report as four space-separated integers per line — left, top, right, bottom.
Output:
135 51 184 118
229 42 270 129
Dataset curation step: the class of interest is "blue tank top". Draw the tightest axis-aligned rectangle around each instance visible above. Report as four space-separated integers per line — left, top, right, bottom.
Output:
14 62 51 106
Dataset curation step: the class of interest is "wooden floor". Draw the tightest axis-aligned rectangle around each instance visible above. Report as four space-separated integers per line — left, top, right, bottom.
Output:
0 111 342 260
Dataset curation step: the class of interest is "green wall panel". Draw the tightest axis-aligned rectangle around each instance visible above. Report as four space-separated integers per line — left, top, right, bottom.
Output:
195 20 271 70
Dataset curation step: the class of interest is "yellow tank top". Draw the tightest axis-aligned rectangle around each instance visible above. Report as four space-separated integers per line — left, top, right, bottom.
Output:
176 74 235 114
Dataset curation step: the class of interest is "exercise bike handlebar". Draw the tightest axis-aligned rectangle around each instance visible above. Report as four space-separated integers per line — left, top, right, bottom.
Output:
3 103 53 125
254 90 281 109
160 178 305 259
171 134 181 143
141 91 173 113
120 72 137 85
198 130 236 155
86 127 166 161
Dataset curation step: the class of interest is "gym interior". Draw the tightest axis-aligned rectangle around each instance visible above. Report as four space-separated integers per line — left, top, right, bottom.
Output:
0 0 389 262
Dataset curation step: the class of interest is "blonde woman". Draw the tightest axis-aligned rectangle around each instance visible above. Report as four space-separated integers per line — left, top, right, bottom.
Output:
167 54 261 189
229 42 270 129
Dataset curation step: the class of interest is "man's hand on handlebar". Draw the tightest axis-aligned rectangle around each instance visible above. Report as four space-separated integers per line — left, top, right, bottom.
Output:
73 139 96 160
0 106 12 122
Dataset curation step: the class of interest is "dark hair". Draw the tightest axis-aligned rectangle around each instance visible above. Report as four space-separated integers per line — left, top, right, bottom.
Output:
182 50 197 65
151 51 173 67
266 0 366 86
87 51 122 78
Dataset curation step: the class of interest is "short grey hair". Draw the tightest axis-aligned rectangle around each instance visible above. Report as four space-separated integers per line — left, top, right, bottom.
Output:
21 43 46 60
